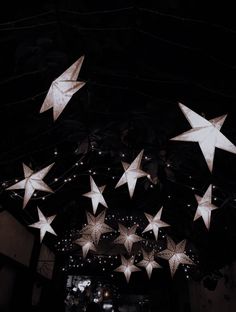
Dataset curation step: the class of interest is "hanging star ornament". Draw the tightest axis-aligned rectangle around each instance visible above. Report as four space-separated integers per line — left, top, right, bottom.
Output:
74 235 96 258
83 176 107 214
40 55 86 121
170 103 236 172
114 256 140 283
115 150 148 198
80 210 114 245
157 237 194 277
137 249 162 279
113 224 142 254
143 207 170 241
7 163 54 208
28 207 57 243
194 184 218 230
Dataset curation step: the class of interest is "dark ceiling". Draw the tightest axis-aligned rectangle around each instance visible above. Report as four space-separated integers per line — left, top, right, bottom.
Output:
1 0 236 290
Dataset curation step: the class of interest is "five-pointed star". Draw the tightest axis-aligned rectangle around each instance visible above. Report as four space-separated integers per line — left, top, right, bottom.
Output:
83 176 107 214
80 210 113 245
115 150 148 198
40 55 86 121
114 224 142 254
28 207 57 243
7 163 54 208
114 255 140 283
74 235 96 258
170 103 236 172
137 249 162 279
157 236 194 277
194 184 218 230
143 207 170 241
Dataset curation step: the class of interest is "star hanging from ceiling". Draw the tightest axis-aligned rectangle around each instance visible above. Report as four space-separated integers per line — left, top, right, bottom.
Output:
194 184 218 230
157 236 194 277
114 255 141 283
143 207 170 241
170 103 236 172
83 176 107 214
7 163 54 208
115 150 148 198
113 224 142 254
137 249 162 279
28 207 57 243
40 55 86 121
80 210 114 245
74 235 96 258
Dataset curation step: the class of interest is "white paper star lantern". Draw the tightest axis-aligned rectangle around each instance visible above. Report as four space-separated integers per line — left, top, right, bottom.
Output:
7 163 54 208
74 235 96 258
28 207 57 243
40 56 86 121
114 255 140 282
115 150 148 198
157 236 194 277
113 224 142 254
137 249 162 279
80 210 114 245
170 103 236 172
194 184 218 230
83 176 107 214
143 207 170 241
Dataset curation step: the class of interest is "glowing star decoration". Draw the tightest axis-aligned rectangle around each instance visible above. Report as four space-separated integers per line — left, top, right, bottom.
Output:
114 256 140 283
83 176 107 214
7 163 54 208
194 184 218 230
157 237 194 277
137 250 162 279
170 103 236 172
113 224 142 254
80 210 113 245
74 235 96 258
143 207 170 241
115 150 148 198
28 207 57 243
40 56 86 121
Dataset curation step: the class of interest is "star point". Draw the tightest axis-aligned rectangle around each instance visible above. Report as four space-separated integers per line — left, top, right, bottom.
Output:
74 235 96 258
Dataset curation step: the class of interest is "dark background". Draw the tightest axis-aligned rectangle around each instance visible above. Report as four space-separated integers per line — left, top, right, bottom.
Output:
1 0 236 311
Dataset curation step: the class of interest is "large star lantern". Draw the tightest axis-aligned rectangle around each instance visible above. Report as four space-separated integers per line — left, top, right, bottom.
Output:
114 256 140 283
143 207 170 241
40 55 86 121
194 184 218 230
114 224 142 254
137 250 162 279
83 176 107 214
115 150 148 198
157 237 194 277
7 163 54 208
28 207 57 243
80 210 113 245
74 235 96 258
170 103 236 172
